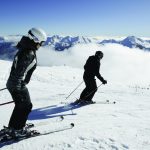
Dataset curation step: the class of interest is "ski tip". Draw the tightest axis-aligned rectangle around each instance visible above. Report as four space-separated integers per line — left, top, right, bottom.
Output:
70 123 74 127
106 100 116 104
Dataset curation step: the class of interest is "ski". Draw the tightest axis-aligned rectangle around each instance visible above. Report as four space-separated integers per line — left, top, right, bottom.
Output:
61 99 116 105
63 100 116 109
0 115 64 139
0 123 74 144
29 115 64 128
95 100 116 104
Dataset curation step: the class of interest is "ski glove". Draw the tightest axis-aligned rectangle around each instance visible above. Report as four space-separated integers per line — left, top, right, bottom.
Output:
102 79 107 84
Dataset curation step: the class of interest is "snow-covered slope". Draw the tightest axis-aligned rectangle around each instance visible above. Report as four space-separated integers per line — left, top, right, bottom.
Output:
0 43 150 149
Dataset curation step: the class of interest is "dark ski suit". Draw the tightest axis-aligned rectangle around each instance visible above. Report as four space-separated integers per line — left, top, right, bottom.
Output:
80 55 106 101
6 36 37 129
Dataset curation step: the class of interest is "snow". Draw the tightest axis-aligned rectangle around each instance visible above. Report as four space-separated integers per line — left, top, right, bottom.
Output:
0 43 150 149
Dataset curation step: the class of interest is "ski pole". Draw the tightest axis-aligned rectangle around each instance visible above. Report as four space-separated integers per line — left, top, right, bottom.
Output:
65 81 83 115
0 100 14 106
65 81 83 101
0 88 7 92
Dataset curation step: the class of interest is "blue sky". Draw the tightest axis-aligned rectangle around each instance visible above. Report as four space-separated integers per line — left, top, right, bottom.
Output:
0 0 150 37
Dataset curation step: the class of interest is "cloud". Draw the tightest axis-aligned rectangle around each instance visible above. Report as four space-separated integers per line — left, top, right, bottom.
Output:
37 43 100 68
37 43 150 85
101 44 150 84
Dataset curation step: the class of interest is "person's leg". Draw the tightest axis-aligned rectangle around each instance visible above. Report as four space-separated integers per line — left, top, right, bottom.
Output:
79 87 88 100
80 77 97 101
79 75 91 101
86 79 97 102
8 87 32 130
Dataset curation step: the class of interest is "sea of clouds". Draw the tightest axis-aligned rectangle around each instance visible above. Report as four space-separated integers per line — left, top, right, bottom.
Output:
36 43 150 85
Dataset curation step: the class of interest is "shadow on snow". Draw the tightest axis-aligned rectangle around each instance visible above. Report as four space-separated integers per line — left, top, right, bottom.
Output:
0 104 84 147
28 103 84 120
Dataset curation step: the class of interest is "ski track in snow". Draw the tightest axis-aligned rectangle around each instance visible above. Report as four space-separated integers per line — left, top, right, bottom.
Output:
0 60 150 150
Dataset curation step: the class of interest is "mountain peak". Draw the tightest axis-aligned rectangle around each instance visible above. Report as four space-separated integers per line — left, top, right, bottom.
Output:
121 36 146 48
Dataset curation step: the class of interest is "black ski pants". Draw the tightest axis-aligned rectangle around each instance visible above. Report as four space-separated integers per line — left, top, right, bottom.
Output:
7 87 32 130
80 75 97 101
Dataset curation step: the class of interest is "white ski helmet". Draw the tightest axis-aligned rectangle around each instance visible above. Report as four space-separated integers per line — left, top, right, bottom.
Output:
28 28 47 43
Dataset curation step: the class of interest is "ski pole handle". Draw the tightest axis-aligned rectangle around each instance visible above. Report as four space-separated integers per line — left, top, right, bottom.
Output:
0 88 7 92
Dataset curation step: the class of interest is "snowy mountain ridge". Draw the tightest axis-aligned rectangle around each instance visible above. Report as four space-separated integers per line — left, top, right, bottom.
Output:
100 36 150 50
45 35 93 51
0 35 150 60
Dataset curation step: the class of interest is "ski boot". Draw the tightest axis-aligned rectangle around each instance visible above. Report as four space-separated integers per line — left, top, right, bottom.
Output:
0 126 12 137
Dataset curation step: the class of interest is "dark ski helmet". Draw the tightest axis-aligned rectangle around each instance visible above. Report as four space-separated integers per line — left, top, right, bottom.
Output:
28 28 47 45
95 51 103 59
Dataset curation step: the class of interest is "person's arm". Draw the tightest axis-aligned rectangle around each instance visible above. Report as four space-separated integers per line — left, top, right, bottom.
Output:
13 51 34 88
95 63 107 84
16 52 34 77
24 64 36 84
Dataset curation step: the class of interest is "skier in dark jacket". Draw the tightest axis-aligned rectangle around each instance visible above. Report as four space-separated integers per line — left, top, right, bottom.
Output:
5 28 47 136
75 51 107 104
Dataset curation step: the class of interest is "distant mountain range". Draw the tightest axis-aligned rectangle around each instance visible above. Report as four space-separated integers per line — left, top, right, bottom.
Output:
45 35 93 51
99 36 150 50
0 35 150 60
0 41 18 59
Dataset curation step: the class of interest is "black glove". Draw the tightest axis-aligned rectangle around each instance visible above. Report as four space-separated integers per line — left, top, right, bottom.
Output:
101 79 107 85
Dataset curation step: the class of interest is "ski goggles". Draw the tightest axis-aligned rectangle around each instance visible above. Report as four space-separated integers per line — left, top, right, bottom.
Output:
28 31 45 46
